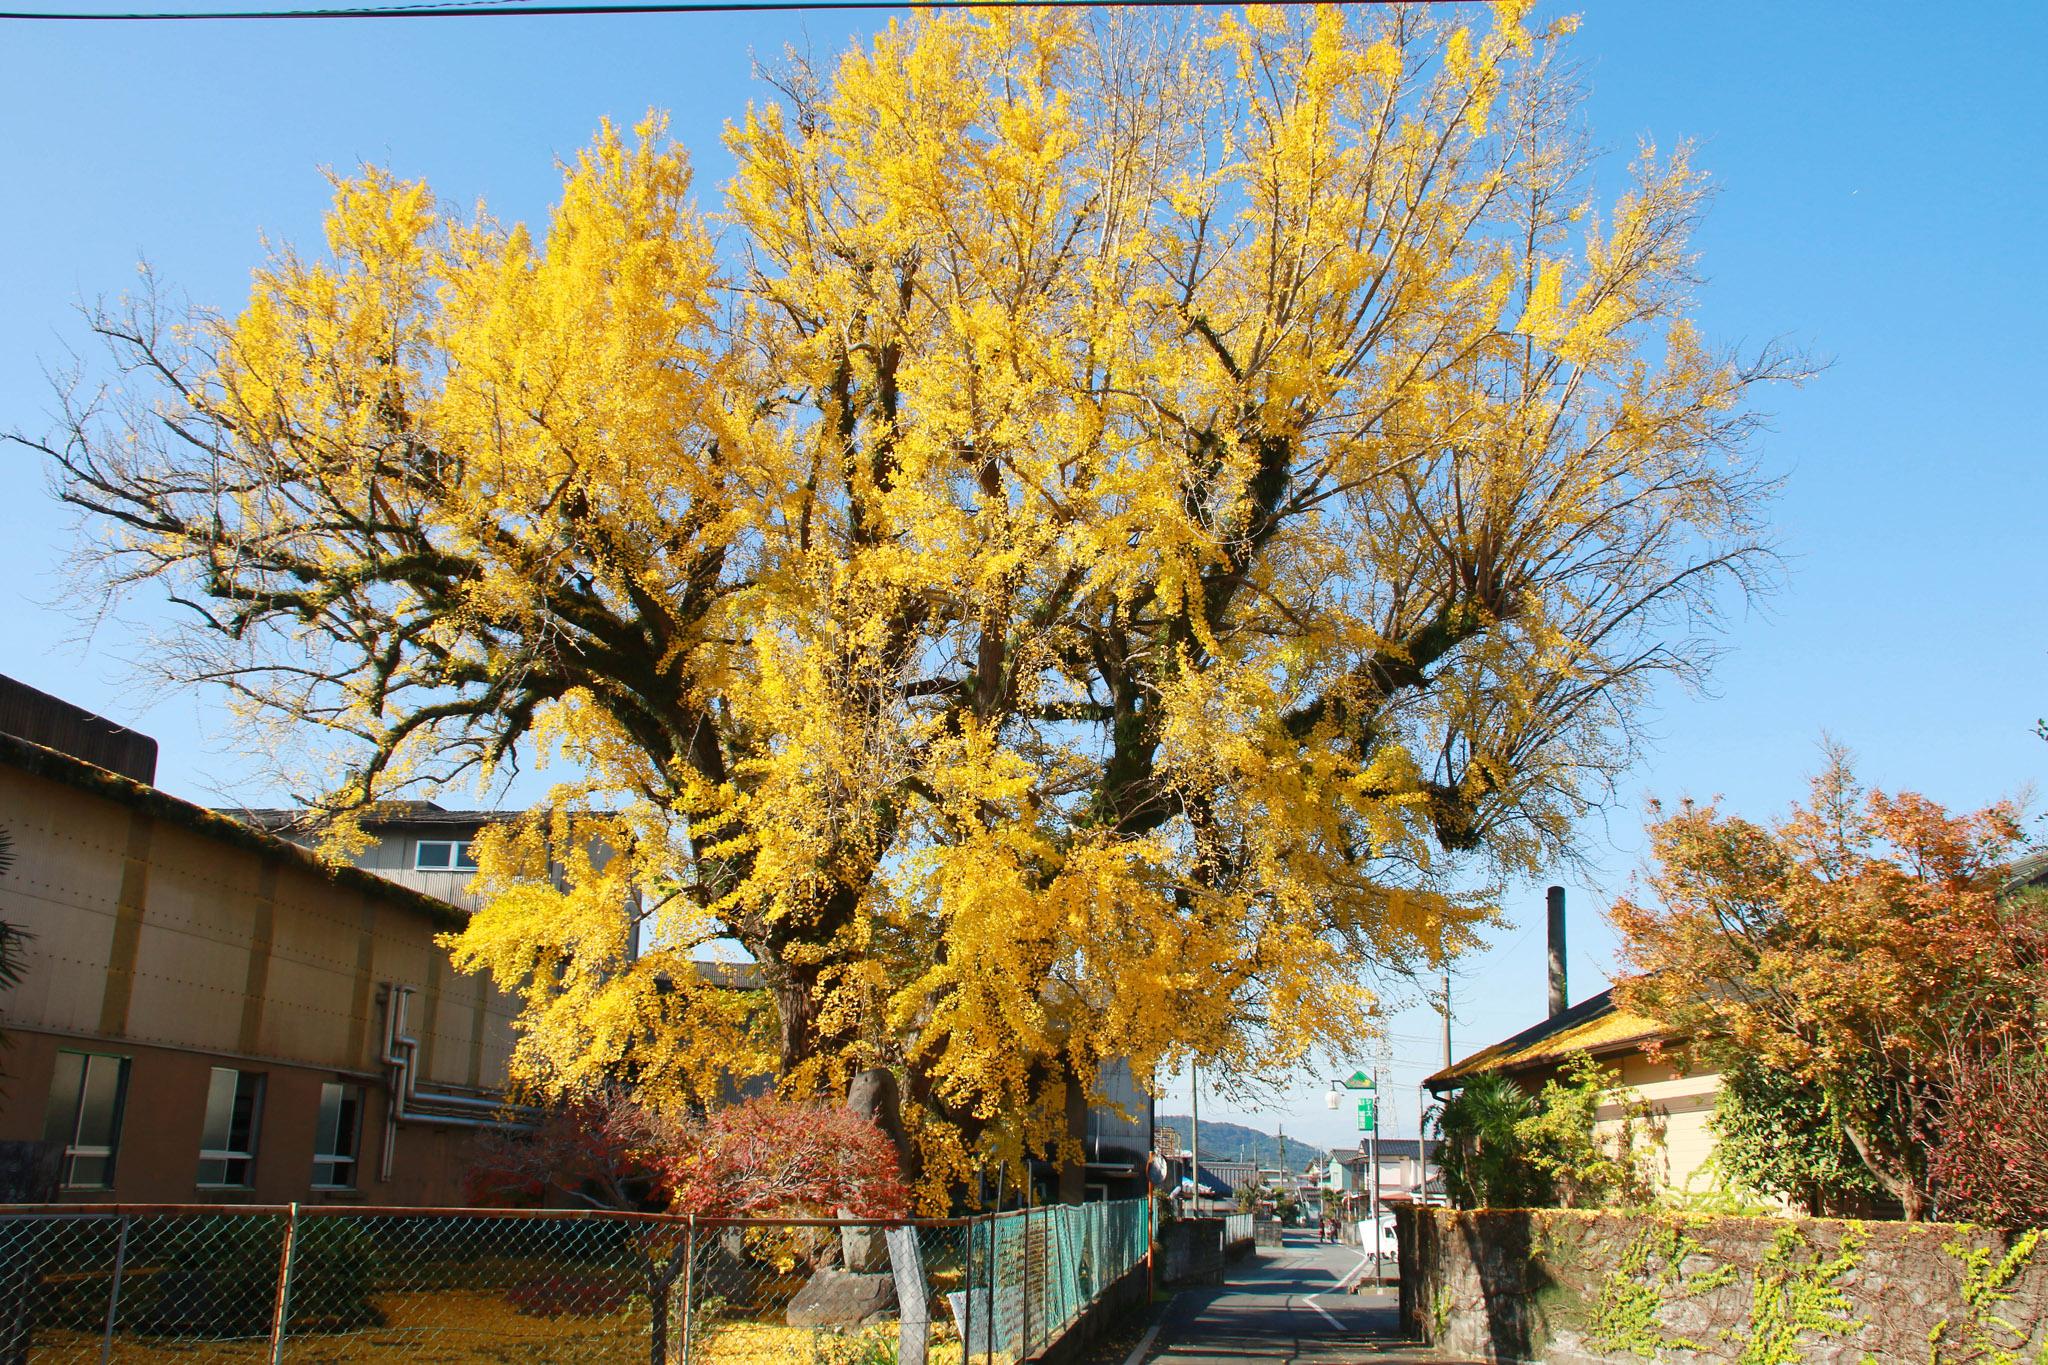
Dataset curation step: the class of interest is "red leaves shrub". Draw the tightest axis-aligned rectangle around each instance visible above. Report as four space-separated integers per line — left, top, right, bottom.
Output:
465 1089 672 1210
1931 1045 2048 1229
465 1089 907 1221
660 1096 909 1219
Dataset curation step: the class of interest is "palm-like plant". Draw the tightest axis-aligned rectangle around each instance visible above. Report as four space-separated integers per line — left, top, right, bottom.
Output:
1431 1074 1548 1210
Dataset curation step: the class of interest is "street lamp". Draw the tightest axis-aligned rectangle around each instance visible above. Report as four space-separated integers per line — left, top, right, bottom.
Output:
1325 1070 1382 1285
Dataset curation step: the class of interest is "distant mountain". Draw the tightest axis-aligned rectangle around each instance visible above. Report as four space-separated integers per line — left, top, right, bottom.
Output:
1155 1116 1328 1171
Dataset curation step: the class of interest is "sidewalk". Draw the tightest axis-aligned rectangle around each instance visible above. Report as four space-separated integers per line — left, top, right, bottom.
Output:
1138 1232 1477 1365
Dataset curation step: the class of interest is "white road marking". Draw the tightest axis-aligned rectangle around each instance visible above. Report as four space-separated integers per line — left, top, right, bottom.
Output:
1300 1246 1372 1330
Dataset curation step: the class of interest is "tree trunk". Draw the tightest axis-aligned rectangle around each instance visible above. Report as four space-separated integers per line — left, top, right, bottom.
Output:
637 1236 686 1365
765 883 867 1085
775 970 825 1077
1840 1117 1925 1221
847 1068 912 1168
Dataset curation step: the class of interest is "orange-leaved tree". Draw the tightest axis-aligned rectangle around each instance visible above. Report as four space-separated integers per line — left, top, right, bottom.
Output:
662 1098 908 1221
1612 748 2047 1220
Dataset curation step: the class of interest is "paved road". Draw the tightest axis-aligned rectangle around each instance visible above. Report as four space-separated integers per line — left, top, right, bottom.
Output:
1141 1233 1460 1365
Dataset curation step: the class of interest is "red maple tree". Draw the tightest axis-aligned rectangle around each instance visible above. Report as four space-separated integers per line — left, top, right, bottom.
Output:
467 1089 907 1220
661 1096 908 1219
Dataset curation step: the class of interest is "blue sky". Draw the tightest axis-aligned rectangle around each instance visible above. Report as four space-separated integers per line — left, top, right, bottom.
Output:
3 2 2044 1147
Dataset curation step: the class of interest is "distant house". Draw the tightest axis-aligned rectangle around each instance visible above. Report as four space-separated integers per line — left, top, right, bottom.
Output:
229 802 508 915
1324 1139 1441 1206
1199 1158 1257 1195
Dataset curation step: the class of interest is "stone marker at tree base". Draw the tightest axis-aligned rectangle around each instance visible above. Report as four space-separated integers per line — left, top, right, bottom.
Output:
785 1269 897 1330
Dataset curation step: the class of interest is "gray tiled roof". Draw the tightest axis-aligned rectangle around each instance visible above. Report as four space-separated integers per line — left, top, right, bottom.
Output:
225 802 514 832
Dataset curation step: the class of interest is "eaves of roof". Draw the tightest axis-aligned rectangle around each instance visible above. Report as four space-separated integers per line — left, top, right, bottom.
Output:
0 730 469 930
228 804 514 833
2004 849 2048 893
1423 987 1674 1091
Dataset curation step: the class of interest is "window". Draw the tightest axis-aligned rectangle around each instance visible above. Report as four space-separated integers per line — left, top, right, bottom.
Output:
43 1051 129 1189
197 1067 264 1188
413 839 477 871
312 1083 361 1189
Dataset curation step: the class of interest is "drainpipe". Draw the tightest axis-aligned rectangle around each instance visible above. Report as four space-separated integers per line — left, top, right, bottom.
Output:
379 984 404 1181
391 986 511 1112
378 982 532 1181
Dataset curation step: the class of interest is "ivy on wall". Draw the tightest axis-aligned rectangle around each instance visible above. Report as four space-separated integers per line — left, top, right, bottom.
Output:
1586 1222 1737 1358
1931 1229 2047 1365
1425 1209 2048 1365
1735 1223 1865 1365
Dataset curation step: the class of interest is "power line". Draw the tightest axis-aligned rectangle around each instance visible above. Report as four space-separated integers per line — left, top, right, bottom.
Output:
2 0 1427 19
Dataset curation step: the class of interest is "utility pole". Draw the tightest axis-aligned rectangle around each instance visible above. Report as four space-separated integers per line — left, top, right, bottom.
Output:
1420 968 1452 1173
1441 968 1452 1069
1368 1065 1381 1284
1190 1062 1200 1215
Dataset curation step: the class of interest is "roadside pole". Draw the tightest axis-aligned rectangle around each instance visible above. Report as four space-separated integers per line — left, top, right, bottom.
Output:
1328 1069 1378 1278
1367 1075 1380 1286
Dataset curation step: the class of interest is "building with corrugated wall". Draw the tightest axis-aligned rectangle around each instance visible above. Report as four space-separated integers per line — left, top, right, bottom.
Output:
0 681 522 1205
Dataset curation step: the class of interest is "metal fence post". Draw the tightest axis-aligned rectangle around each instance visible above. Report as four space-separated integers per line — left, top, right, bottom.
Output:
961 1223 974 1365
98 1214 131 1365
1019 1211 1032 1358
989 1214 999 1365
679 1214 695 1365
268 1203 299 1365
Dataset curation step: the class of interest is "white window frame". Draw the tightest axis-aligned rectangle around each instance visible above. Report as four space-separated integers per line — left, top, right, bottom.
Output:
45 1050 130 1190
197 1067 265 1189
312 1082 362 1190
412 839 478 872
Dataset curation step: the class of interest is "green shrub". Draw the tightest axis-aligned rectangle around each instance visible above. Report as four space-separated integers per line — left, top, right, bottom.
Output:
132 1215 383 1337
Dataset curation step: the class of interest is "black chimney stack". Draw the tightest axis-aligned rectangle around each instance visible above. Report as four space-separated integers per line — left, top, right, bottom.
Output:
1546 885 1568 1018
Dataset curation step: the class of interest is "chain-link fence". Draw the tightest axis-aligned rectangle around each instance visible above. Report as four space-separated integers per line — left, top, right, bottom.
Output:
0 1199 1150 1363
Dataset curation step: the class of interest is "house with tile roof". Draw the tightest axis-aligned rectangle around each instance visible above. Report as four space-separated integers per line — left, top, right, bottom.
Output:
1421 887 1725 1200
1431 864 2048 1208
1423 985 1723 1199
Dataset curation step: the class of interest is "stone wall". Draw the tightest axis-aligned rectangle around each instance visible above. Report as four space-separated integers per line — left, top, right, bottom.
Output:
1160 1218 1228 1286
1395 1206 2048 1364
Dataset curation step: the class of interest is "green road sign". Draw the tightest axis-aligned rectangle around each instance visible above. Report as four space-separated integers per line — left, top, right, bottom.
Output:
1355 1096 1376 1132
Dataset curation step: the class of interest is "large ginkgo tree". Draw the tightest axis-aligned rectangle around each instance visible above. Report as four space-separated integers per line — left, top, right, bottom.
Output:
21 2 1791 1205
